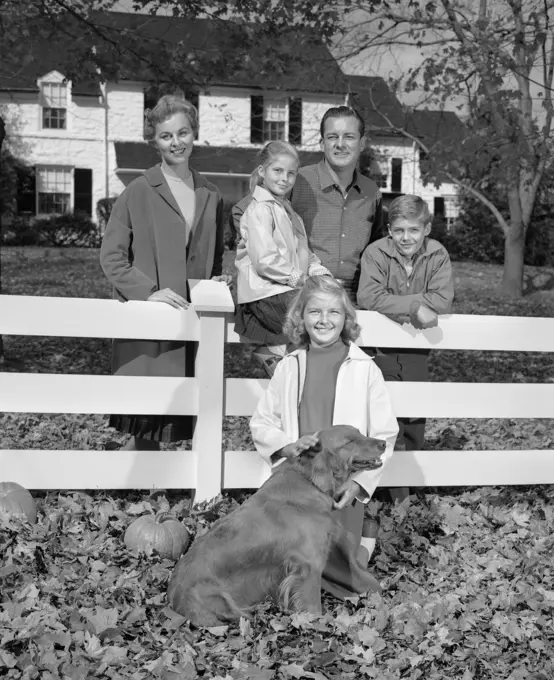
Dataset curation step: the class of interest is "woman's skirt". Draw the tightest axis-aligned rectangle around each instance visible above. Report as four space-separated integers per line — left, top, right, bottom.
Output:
109 339 195 444
234 291 297 345
109 413 193 443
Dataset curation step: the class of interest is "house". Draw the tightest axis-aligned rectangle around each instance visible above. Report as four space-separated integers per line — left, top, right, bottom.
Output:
347 75 463 224
0 11 461 224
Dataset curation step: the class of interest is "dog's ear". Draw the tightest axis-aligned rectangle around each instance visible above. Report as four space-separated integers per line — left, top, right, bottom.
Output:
298 439 322 459
309 450 335 495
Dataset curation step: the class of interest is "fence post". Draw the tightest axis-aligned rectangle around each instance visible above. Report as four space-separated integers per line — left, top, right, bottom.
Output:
190 281 235 504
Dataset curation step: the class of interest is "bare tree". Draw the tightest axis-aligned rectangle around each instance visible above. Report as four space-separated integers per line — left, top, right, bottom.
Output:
333 0 554 297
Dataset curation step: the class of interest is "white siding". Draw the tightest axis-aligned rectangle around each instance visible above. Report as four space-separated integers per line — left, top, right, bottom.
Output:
106 82 145 141
197 87 344 150
371 136 460 217
197 87 252 147
301 94 345 149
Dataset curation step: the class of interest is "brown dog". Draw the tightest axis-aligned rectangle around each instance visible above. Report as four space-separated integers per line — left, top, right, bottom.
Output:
167 424 385 626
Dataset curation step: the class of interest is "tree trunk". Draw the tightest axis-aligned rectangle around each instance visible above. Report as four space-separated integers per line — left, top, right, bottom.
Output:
501 220 526 297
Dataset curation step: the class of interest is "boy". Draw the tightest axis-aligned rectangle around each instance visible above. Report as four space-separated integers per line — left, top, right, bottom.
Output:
357 194 454 459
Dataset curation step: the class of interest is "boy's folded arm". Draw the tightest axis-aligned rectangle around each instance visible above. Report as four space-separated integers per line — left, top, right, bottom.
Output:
357 271 425 320
420 253 454 315
357 250 424 320
241 203 301 285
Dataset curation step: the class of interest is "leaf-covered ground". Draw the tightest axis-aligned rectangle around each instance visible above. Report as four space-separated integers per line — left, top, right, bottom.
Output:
2 487 554 679
0 247 552 453
1 247 554 678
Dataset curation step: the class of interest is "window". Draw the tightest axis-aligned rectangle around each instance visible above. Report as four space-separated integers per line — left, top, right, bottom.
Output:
250 96 302 145
37 166 72 214
41 82 67 129
444 195 459 229
263 98 287 141
391 158 403 193
375 174 388 188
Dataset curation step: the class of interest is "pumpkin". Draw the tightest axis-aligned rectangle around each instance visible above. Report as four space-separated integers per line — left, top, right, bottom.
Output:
0 481 37 524
124 512 190 559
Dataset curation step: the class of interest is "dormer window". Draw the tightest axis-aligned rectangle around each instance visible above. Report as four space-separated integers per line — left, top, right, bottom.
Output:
41 82 67 129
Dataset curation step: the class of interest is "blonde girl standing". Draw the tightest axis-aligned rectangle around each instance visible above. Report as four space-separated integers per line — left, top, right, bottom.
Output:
250 276 399 598
234 141 330 376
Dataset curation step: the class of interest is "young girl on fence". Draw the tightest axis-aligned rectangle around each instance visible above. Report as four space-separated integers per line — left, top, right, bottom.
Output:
250 276 399 599
234 141 331 377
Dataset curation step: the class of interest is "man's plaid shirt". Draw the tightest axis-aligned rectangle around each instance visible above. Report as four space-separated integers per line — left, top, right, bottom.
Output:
290 160 382 296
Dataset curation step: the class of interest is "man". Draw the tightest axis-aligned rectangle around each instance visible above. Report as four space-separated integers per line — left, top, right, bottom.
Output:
231 106 382 302
290 106 382 302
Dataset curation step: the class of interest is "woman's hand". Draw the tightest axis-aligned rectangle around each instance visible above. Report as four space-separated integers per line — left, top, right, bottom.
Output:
211 274 233 286
147 288 189 309
333 480 362 510
280 434 319 460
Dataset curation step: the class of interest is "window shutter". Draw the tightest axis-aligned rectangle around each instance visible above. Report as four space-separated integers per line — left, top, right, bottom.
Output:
288 97 302 145
391 158 402 193
434 197 445 217
250 95 264 144
74 168 93 215
16 166 36 215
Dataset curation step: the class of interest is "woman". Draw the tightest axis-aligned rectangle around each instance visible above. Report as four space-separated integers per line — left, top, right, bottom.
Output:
100 94 230 451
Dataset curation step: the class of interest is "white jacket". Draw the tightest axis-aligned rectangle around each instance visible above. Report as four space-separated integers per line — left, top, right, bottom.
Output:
235 186 329 303
250 343 399 499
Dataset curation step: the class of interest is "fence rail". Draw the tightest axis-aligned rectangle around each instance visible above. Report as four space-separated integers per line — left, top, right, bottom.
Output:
1 281 553 501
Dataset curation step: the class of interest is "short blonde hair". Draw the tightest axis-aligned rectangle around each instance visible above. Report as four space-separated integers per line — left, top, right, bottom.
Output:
388 194 431 226
144 94 199 142
284 276 361 346
250 141 300 193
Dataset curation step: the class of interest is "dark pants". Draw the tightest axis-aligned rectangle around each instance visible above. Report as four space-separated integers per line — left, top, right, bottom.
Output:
322 500 367 599
369 348 430 451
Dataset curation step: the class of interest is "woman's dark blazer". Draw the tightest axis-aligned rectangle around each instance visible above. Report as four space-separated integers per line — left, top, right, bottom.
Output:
100 164 225 377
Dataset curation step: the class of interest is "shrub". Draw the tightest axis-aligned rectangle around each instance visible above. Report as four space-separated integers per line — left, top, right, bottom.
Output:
223 198 239 251
2 215 38 246
2 212 101 248
96 197 118 231
434 219 505 264
433 198 554 267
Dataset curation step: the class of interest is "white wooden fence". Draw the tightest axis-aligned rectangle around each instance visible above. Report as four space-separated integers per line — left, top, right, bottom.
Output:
1 280 553 502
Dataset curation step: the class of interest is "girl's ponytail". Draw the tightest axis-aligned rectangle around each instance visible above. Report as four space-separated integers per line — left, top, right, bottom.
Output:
249 166 263 193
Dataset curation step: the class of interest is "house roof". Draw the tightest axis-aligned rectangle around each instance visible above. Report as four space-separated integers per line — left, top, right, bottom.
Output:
346 74 466 147
115 142 323 174
346 75 406 132
0 35 101 96
0 11 347 95
405 109 466 148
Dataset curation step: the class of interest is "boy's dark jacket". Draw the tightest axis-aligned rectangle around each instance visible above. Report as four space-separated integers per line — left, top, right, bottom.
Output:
357 236 453 325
